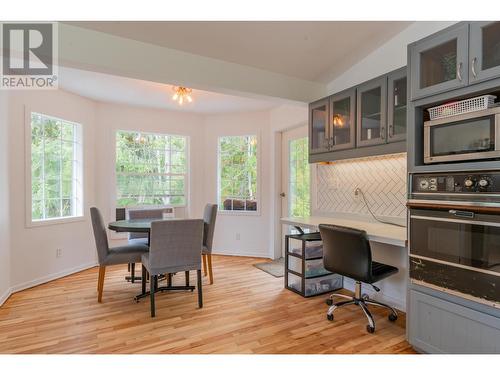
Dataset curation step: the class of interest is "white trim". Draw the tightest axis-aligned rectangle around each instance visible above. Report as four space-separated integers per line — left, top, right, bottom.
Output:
10 261 98 294
24 107 85 228
212 249 271 259
217 134 261 216
0 288 12 307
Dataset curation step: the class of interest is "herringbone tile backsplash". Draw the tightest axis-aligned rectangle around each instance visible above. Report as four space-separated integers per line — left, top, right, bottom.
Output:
315 153 407 219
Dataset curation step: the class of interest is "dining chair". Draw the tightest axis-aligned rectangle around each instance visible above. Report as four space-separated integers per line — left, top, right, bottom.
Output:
141 219 204 317
202 204 218 284
90 207 149 302
126 208 165 282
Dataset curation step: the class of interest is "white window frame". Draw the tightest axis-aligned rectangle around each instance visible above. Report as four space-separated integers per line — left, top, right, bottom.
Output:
217 134 260 216
25 109 84 228
114 129 190 210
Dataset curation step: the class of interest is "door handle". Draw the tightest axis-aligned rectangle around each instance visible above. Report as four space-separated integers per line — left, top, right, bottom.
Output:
457 62 463 81
449 209 474 219
280 192 286 198
471 57 478 78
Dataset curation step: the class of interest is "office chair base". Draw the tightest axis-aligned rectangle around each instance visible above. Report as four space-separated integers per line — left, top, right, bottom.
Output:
326 284 398 333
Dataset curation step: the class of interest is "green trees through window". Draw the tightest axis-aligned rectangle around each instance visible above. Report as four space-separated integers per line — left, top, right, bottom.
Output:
31 113 82 221
289 137 310 217
218 135 258 211
115 131 187 207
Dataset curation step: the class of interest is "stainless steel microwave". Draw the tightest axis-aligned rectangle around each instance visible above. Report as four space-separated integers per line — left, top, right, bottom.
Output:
424 107 500 164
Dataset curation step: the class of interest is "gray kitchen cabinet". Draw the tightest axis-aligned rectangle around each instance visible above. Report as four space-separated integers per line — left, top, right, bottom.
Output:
356 76 387 147
410 23 469 100
308 98 330 155
469 22 500 84
387 67 407 143
409 289 500 353
329 88 356 151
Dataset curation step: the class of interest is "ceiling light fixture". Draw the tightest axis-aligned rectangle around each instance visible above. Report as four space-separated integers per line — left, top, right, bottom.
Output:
172 86 193 105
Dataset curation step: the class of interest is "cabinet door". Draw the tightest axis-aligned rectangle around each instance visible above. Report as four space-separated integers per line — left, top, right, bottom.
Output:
469 22 500 84
309 98 330 154
410 23 469 100
356 76 387 147
329 88 356 151
387 68 407 143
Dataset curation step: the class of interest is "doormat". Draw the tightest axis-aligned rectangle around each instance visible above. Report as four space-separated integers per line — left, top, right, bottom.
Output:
253 258 284 278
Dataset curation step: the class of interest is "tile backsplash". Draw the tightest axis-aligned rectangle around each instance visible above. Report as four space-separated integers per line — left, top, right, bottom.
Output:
315 153 407 219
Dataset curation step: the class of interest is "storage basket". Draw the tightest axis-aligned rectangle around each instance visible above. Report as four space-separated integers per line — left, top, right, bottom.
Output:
428 95 497 120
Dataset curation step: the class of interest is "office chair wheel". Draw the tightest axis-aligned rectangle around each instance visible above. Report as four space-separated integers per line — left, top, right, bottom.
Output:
362 293 369 300
327 313 334 321
326 298 333 306
366 325 375 334
388 313 398 322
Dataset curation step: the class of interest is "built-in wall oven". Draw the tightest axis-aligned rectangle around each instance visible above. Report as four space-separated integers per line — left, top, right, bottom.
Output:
424 107 500 164
408 171 500 308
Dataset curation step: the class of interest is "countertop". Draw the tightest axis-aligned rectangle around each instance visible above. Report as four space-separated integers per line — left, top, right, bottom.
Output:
281 215 407 247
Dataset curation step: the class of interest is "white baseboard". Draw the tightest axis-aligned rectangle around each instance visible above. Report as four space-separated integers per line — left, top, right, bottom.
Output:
212 250 271 259
10 261 98 294
0 287 12 307
343 278 406 312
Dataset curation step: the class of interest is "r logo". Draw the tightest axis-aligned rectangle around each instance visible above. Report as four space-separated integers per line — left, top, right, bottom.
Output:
2 23 54 76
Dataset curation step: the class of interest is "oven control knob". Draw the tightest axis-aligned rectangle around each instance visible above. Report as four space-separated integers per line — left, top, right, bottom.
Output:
478 178 490 188
419 179 429 190
464 178 475 188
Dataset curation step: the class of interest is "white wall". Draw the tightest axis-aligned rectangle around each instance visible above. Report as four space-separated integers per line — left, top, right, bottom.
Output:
327 21 456 94
0 91 11 305
8 89 98 290
94 102 205 246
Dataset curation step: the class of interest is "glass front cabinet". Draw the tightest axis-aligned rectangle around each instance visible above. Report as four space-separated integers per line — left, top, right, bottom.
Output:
469 21 500 84
329 88 356 151
410 23 469 100
309 98 330 154
356 76 387 147
387 67 408 142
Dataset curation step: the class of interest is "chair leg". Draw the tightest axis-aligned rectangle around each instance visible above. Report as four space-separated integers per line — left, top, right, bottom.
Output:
202 254 208 276
141 265 146 295
131 263 135 283
150 274 156 317
167 273 173 287
97 266 106 303
207 254 214 285
197 269 203 308
185 271 190 287
364 299 398 319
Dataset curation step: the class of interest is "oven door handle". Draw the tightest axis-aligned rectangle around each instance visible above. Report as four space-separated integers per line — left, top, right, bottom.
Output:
410 214 500 227
448 209 475 219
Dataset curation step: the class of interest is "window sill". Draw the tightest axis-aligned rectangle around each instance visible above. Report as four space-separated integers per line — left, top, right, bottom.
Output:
218 210 261 217
26 215 86 228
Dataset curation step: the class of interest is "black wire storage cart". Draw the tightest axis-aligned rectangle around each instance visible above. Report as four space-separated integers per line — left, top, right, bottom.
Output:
285 232 343 297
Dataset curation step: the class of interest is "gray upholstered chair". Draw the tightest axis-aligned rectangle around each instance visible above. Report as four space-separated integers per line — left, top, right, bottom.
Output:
141 219 204 317
126 208 166 282
90 207 149 302
202 204 218 284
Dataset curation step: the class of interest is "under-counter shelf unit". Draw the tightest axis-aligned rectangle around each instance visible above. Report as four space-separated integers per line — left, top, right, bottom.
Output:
285 232 343 297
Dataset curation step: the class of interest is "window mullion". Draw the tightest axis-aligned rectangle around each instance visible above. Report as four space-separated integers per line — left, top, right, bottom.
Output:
41 122 46 220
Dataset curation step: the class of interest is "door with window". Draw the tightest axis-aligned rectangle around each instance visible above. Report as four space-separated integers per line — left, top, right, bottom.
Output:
281 125 311 257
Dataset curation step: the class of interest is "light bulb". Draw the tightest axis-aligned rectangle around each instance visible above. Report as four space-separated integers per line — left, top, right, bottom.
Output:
179 96 183 105
172 93 178 100
187 95 192 103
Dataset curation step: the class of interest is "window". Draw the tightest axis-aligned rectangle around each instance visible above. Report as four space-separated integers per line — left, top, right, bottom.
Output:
30 112 83 222
218 135 258 212
289 137 310 217
116 131 188 208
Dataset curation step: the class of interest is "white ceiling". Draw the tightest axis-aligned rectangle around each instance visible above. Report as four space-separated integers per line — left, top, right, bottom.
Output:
58 67 283 114
67 21 412 83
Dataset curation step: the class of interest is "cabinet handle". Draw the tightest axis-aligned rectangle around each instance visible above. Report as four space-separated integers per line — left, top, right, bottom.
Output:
381 126 386 140
388 124 394 138
471 57 477 78
457 62 463 81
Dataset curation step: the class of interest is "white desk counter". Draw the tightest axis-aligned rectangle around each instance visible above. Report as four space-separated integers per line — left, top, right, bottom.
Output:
281 215 407 248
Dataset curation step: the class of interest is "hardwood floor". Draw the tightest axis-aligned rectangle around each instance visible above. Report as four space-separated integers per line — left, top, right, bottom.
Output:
0 255 415 354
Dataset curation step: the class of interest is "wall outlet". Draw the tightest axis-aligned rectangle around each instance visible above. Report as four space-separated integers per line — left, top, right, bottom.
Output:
56 248 63 258
236 233 241 241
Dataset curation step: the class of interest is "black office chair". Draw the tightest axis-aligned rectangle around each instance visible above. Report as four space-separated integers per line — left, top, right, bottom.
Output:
319 224 399 333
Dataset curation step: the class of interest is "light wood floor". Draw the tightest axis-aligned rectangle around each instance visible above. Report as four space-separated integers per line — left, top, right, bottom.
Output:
0 255 415 354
